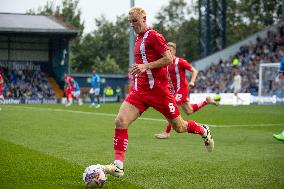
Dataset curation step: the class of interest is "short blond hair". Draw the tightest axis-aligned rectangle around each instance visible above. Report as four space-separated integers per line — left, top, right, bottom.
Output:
167 42 176 50
129 7 146 18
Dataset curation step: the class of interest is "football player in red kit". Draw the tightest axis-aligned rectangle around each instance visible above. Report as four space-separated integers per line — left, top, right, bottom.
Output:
155 42 218 139
101 7 215 177
64 73 74 106
0 72 4 110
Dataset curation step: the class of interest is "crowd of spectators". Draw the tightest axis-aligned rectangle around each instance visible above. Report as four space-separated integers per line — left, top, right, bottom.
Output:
0 67 55 99
192 25 284 96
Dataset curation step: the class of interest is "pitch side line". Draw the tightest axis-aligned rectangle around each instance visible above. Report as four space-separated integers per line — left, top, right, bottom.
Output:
4 105 284 128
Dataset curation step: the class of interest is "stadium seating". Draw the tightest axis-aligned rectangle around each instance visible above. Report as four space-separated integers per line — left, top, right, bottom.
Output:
1 67 55 99
192 25 284 96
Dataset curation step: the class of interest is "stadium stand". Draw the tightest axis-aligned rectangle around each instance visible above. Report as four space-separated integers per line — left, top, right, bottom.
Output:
0 13 79 103
1 67 54 98
192 23 284 96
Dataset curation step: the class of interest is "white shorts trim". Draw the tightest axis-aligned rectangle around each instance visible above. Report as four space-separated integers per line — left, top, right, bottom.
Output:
89 88 100 95
74 91 80 97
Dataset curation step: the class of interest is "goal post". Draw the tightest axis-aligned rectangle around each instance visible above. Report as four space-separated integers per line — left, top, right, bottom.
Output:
258 63 280 97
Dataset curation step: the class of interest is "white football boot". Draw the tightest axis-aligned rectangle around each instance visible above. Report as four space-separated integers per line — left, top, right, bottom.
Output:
154 131 170 139
65 102 71 107
102 160 124 177
202 125 214 152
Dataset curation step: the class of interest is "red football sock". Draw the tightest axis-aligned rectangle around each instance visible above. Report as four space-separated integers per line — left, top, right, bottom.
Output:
165 124 172 134
186 120 205 135
192 100 207 112
66 94 71 103
113 128 128 162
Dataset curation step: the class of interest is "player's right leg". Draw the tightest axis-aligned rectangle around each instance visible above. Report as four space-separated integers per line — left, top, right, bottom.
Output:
65 91 72 107
102 101 141 177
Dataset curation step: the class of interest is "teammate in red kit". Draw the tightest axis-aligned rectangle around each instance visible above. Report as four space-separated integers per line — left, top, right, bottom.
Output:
64 73 74 106
0 72 4 110
101 7 214 177
155 42 218 139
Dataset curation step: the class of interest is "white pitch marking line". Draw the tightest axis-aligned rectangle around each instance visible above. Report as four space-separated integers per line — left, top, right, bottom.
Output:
4 105 284 128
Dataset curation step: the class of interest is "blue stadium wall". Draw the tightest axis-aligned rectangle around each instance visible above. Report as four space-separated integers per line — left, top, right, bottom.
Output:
72 74 128 98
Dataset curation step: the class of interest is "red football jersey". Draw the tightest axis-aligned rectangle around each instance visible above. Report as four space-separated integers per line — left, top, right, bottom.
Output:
65 75 74 87
133 28 169 92
167 57 193 93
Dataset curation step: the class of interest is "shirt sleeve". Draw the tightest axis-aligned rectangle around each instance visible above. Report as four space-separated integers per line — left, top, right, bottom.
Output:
180 58 193 71
150 31 169 55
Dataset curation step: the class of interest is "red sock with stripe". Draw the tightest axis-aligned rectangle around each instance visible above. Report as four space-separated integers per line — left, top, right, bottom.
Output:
113 128 128 162
165 124 172 134
192 100 207 112
186 120 205 135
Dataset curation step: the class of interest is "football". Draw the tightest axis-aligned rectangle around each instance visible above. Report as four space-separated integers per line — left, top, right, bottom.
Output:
83 164 107 188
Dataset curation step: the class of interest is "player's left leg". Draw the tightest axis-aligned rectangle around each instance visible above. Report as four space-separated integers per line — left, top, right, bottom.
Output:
155 97 217 139
190 96 218 112
169 116 214 152
65 92 72 106
155 92 191 139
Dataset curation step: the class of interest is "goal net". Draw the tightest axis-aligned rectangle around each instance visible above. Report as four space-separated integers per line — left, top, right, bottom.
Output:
258 63 284 97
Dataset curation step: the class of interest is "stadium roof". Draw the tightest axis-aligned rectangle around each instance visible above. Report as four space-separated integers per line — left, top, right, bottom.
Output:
0 13 79 36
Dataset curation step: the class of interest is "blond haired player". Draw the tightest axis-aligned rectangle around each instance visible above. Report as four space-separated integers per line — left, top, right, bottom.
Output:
101 7 215 177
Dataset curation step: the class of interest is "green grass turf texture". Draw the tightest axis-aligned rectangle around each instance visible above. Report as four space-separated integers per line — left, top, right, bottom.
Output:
0 104 284 189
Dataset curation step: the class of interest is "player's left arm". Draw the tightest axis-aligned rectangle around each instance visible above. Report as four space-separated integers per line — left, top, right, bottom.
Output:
131 50 172 75
131 32 173 75
183 60 198 87
189 67 198 87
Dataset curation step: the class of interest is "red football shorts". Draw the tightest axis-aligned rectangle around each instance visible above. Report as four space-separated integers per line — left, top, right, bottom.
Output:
125 89 180 119
174 87 189 105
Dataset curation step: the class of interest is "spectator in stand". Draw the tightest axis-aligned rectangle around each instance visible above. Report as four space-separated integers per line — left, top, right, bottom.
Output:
115 86 122 102
193 26 284 95
232 56 239 67
104 85 114 96
1 68 55 99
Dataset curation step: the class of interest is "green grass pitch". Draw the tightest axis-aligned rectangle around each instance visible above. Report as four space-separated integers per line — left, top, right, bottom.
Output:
1 104 284 189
